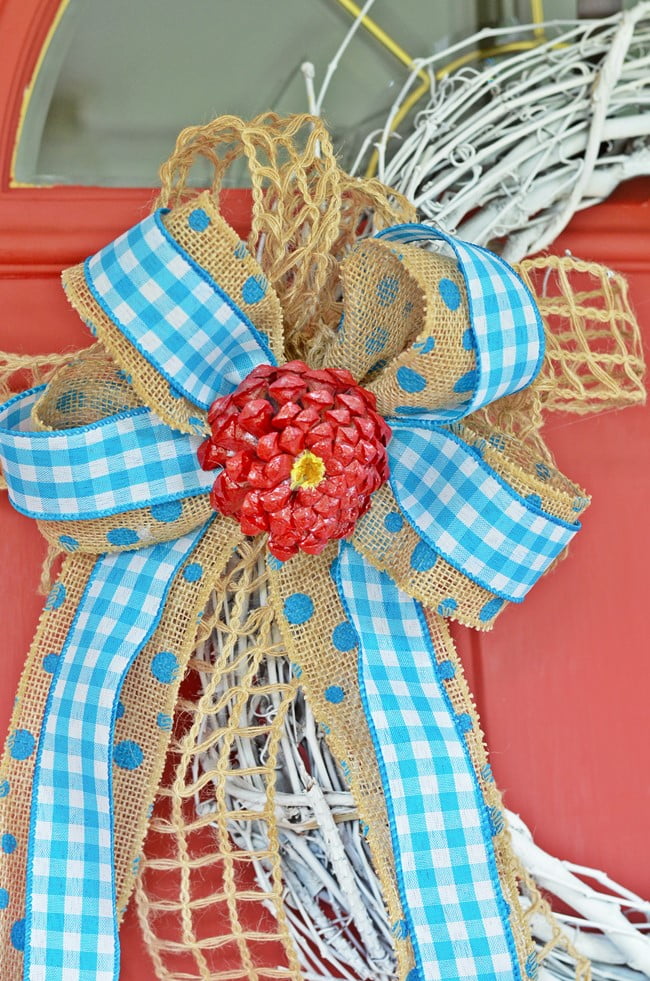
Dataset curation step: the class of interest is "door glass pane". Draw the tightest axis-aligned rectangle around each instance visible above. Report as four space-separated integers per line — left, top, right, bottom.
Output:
15 0 487 186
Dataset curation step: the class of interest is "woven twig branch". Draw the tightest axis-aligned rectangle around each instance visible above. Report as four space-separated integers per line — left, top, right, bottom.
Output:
346 3 650 260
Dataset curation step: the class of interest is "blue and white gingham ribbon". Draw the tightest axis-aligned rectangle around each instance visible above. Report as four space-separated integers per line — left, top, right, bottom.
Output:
85 211 276 408
0 388 214 520
376 224 545 417
0 210 572 981
388 421 579 602
336 542 521 981
24 527 209 981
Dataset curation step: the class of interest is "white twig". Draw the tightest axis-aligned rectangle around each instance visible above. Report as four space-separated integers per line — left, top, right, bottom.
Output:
508 810 650 976
344 4 650 259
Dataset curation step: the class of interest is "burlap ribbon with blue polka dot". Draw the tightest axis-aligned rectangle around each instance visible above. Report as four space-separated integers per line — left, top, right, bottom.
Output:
0 189 589 981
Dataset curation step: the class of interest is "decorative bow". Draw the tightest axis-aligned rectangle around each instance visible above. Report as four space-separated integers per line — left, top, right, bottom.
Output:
0 190 588 981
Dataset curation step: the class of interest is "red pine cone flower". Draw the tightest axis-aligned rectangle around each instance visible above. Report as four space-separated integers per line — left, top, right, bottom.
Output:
198 361 391 561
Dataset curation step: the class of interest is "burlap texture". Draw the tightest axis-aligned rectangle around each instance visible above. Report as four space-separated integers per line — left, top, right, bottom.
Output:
519 255 646 415
111 516 245 917
321 238 476 417
62 193 285 438
30 350 213 553
267 546 415 980
351 414 588 632
135 537 304 980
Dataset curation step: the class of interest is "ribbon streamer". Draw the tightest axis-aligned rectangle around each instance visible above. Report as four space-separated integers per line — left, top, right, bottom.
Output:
25 528 208 980
336 541 520 981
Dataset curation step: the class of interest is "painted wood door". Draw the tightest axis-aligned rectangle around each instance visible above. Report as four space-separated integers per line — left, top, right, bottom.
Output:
0 1 648 977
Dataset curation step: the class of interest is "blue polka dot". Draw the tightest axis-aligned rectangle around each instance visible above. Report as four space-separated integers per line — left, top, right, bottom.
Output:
113 740 144 771
376 276 400 307
526 493 542 509
0 780 9 798
150 500 183 523
410 541 437 573
368 358 387 375
403 301 414 316
453 370 477 394
267 554 284 571
2 833 17 854
384 511 403 533
106 528 138 547
10 918 25 951
438 659 456 680
365 326 389 356
535 461 552 481
394 404 427 415
188 207 211 232
438 277 462 311
283 593 314 625
462 328 474 350
489 805 505 835
414 336 435 354
481 763 494 784
0 887 8 909
472 439 486 459
396 367 427 394
456 712 473 733
156 713 172 730
436 597 458 617
325 685 345 704
55 389 84 414
115 369 132 384
332 622 357 652
151 651 179 684
183 562 203 583
45 583 66 610
58 535 79 552
526 951 539 979
234 240 248 259
42 653 60 674
241 274 267 304
9 730 34 761
115 700 125 720
478 597 505 622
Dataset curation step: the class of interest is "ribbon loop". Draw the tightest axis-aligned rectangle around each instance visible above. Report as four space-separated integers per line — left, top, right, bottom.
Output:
388 420 580 602
82 199 279 410
0 388 213 523
376 223 545 418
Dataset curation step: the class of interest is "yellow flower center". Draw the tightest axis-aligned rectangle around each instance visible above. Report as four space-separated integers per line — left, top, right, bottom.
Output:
290 450 326 490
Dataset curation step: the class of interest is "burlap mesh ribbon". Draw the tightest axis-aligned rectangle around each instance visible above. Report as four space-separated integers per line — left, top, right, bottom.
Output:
0 114 645 981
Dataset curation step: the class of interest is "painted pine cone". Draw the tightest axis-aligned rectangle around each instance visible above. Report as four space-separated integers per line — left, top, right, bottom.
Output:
198 361 391 560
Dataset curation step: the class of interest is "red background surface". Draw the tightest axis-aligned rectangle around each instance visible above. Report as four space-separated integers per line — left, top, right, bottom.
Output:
1 1 649 975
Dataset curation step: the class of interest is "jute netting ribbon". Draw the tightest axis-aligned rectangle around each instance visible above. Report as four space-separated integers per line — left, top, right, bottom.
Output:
0 115 644 981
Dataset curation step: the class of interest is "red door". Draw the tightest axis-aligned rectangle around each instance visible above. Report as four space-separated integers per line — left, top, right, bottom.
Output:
1 2 648 977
